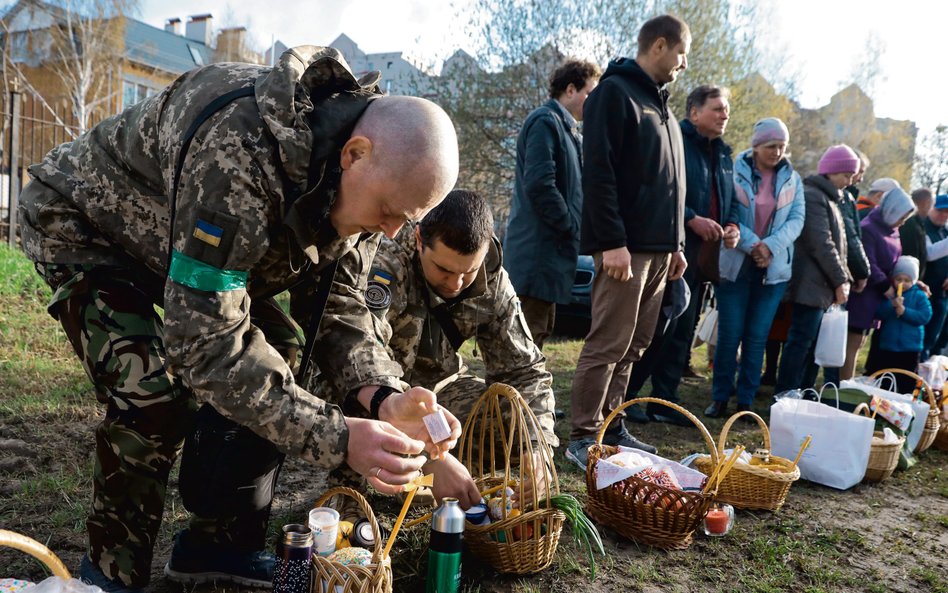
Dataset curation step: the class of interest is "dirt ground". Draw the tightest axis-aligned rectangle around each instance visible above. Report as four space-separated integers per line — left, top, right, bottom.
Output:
2 366 947 593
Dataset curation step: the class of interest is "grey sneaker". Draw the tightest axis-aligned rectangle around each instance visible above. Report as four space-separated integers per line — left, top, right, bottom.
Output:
565 438 596 470
602 425 657 454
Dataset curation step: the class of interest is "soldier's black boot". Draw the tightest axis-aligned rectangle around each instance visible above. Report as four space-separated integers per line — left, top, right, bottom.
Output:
163 529 275 588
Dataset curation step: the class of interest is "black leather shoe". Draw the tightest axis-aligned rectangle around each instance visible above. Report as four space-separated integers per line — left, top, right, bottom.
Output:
735 403 757 424
624 403 651 424
704 400 728 418
647 404 692 427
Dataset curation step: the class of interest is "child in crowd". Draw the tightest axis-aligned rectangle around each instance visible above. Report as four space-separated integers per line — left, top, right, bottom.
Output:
867 256 932 393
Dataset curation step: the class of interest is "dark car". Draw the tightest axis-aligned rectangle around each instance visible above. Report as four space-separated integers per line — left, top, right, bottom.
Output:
553 255 594 337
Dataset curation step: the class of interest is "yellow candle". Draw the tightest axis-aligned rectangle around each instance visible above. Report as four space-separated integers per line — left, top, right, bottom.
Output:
383 473 434 559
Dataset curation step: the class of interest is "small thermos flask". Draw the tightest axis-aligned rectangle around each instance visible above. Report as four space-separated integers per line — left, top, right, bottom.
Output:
273 523 314 593
426 498 465 593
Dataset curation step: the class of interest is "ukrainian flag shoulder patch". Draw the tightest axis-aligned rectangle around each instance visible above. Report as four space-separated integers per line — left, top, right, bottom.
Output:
371 270 393 285
193 218 223 247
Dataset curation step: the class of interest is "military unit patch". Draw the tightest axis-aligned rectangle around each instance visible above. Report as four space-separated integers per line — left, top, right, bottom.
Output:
366 280 392 309
366 269 393 309
193 218 223 247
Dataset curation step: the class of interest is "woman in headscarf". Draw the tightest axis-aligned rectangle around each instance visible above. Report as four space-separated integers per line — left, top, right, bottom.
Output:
842 186 917 378
774 145 858 393
705 118 805 418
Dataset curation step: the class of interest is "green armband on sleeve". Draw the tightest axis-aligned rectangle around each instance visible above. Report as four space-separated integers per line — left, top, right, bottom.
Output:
168 250 247 292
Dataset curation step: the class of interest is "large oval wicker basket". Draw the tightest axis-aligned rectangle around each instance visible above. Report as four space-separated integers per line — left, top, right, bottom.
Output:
853 403 904 483
0 529 71 579
869 368 940 454
585 397 721 550
691 411 800 511
459 383 565 574
311 487 392 593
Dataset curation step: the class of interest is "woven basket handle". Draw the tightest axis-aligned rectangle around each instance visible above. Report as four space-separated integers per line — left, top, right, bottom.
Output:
869 368 935 406
0 529 71 578
598 397 718 466
853 402 877 419
717 411 770 455
314 487 386 564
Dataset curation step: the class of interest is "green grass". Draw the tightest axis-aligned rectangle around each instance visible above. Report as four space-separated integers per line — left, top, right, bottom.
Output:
2 243 948 592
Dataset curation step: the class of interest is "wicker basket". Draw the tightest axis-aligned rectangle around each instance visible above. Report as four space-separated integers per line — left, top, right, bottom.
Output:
869 368 941 454
691 411 800 511
458 383 565 574
853 403 904 483
585 397 721 550
311 488 392 593
933 423 948 451
0 529 71 579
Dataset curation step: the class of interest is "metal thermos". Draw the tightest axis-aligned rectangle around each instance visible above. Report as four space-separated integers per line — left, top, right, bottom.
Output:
350 517 388 549
426 498 465 593
273 524 314 593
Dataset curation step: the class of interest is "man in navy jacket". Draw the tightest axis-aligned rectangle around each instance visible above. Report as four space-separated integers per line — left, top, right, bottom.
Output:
625 85 739 425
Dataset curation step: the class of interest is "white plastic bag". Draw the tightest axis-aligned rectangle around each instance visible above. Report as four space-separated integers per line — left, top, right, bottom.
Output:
814 305 847 368
769 389 873 490
694 293 718 348
22 578 104 593
918 355 948 390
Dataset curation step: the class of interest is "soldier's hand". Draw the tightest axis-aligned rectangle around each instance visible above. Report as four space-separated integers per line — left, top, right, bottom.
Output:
511 450 552 510
344 417 427 495
378 387 462 460
425 453 481 510
602 247 633 281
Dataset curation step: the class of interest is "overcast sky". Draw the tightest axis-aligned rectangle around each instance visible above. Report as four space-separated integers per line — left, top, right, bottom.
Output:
136 0 946 134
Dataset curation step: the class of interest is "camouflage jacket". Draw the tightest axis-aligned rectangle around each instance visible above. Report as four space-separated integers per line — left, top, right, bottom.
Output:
321 226 557 445
18 46 390 469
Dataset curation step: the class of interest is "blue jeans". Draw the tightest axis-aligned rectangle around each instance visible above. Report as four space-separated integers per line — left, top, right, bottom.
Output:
712 266 788 405
775 303 825 393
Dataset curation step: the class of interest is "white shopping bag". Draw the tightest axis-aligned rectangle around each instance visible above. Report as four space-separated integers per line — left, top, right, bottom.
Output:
841 378 930 452
814 305 847 368
769 394 873 490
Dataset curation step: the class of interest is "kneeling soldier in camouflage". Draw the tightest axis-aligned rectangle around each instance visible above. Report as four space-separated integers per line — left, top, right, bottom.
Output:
316 189 558 509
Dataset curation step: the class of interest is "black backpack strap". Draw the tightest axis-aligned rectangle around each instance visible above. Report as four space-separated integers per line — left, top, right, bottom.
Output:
296 259 340 381
166 85 257 269
429 303 467 352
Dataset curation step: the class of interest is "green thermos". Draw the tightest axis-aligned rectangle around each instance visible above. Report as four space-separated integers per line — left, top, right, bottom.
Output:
426 497 465 593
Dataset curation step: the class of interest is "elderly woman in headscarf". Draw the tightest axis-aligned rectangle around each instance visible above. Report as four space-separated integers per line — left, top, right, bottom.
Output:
705 118 805 418
842 186 917 378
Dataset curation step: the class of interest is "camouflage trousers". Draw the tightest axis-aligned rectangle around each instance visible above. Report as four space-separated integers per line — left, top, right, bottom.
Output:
39 263 296 587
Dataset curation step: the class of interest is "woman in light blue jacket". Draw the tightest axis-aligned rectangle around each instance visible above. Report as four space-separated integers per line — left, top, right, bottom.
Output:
706 118 805 418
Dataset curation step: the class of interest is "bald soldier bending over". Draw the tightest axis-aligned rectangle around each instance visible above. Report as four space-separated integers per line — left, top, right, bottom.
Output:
18 46 460 591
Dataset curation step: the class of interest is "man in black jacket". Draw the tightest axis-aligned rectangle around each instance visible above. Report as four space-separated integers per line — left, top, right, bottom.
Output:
566 14 691 469
505 60 600 348
624 85 739 425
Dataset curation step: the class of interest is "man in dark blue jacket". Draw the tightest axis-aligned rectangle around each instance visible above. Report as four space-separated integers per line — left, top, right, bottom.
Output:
505 60 601 348
624 85 738 425
566 14 691 469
